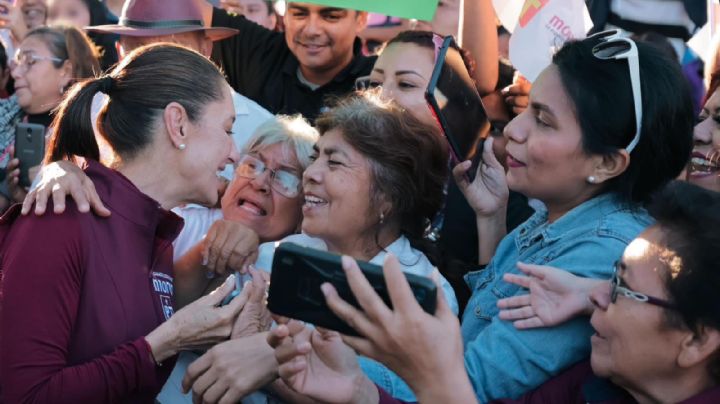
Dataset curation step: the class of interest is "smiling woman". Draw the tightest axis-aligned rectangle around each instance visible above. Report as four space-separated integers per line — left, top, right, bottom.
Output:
0 24 100 211
259 90 458 307
689 71 720 193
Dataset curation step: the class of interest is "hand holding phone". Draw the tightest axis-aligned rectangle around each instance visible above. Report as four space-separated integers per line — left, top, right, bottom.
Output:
267 243 437 336
14 123 45 188
425 36 491 182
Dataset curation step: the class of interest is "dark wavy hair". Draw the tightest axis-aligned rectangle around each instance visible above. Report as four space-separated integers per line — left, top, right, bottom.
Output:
315 90 449 265
647 181 720 381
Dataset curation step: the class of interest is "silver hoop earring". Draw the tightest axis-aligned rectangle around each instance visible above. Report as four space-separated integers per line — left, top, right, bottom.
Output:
587 176 597 184
178 143 186 151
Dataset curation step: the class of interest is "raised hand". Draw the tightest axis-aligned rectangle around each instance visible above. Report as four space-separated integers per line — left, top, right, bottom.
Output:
452 137 509 217
268 320 375 404
145 274 251 363
230 268 272 338
182 332 277 404
202 219 259 276
0 0 28 42
20 160 110 216
497 262 602 329
501 73 531 116
321 255 477 403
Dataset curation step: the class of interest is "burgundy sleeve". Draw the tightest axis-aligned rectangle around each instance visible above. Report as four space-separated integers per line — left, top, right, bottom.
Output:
0 212 160 404
487 361 592 404
377 385 416 404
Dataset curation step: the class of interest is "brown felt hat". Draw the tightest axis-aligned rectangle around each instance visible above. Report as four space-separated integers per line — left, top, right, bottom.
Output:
86 0 237 41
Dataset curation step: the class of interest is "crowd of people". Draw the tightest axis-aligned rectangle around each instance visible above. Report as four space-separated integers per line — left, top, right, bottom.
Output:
0 0 718 403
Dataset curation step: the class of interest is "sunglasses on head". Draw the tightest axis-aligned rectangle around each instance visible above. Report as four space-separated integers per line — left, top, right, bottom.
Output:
588 29 643 153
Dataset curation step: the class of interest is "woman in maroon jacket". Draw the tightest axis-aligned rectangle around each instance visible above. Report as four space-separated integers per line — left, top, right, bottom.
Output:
0 43 250 403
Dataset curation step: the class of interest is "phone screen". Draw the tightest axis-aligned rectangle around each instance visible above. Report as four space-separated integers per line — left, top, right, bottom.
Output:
426 37 491 178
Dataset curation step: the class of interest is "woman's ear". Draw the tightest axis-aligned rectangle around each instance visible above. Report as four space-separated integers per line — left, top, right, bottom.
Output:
677 325 720 370
163 102 189 150
590 150 631 184
59 60 74 91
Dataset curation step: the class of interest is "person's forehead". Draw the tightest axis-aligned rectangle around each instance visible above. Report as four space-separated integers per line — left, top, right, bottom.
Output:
19 37 51 54
704 89 720 113
373 45 434 79
241 0 267 6
621 227 674 292
529 66 576 117
287 2 351 13
257 143 298 167
120 32 203 51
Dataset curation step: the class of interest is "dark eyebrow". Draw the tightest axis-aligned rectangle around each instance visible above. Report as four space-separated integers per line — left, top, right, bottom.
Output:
288 5 309 12
616 260 637 290
323 146 350 160
320 7 347 13
396 70 426 79
531 101 557 119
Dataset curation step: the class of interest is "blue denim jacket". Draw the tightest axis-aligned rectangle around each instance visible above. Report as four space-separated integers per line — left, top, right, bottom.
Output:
363 193 652 402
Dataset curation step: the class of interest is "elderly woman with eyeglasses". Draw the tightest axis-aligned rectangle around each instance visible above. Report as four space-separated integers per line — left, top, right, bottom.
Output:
0 24 99 211
256 32 697 404
268 181 720 404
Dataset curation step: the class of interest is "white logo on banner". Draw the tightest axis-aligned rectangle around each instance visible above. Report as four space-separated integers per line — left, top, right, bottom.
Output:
494 0 594 82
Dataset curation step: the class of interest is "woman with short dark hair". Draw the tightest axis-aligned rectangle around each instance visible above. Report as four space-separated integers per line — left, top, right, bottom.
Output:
262 32 697 403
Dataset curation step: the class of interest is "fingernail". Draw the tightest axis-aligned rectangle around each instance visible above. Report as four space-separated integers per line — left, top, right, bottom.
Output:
225 274 235 284
320 283 332 295
202 253 208 266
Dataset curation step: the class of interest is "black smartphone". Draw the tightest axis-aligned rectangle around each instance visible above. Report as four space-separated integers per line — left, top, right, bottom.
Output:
267 242 437 336
14 123 46 188
425 35 491 181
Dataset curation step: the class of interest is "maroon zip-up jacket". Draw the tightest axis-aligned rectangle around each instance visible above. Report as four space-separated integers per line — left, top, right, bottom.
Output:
0 161 183 403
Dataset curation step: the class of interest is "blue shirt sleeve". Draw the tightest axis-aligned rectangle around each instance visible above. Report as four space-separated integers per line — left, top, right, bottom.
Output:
463 237 628 402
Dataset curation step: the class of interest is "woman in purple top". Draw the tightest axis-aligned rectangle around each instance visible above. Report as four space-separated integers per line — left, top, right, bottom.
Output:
0 43 250 403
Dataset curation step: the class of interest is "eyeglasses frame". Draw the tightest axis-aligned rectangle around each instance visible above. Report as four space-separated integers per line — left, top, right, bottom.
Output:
234 154 302 198
610 260 676 309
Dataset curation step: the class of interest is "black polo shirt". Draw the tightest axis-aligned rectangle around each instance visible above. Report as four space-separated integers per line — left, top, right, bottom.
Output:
211 8 376 121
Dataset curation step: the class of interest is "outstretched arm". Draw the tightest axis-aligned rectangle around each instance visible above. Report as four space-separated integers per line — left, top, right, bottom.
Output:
462 0 499 94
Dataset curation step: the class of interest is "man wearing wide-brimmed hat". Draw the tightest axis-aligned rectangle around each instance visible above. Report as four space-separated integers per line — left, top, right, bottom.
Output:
87 0 273 175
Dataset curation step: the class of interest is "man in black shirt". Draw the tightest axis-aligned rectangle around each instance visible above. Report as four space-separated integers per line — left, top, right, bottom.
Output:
201 1 374 121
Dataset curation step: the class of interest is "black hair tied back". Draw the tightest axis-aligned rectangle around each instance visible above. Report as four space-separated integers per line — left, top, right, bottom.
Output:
98 75 113 95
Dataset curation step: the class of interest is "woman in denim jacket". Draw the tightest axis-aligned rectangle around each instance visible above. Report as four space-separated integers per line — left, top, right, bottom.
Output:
359 34 695 402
